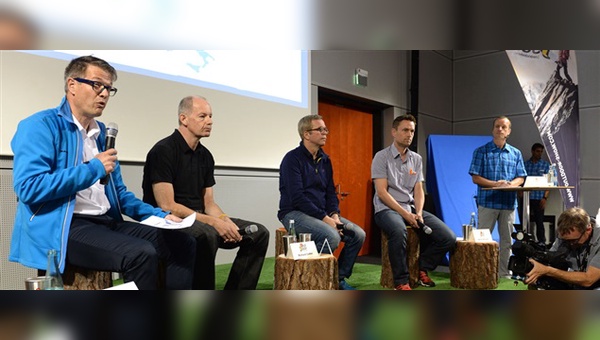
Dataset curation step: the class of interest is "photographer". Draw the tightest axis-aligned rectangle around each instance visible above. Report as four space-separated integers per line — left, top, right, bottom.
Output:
525 207 600 289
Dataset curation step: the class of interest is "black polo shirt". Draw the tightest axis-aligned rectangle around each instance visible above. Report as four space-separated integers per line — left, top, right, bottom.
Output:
142 129 216 212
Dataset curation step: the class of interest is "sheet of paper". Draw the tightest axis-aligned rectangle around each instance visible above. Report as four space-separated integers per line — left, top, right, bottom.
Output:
104 281 139 290
140 212 196 229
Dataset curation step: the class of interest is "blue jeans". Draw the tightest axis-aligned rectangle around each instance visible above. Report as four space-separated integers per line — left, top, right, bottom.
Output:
375 209 456 285
281 211 366 281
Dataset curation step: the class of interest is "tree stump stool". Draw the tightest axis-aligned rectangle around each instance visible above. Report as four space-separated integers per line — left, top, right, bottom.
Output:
450 240 499 289
40 264 112 290
380 228 420 289
275 227 288 256
62 265 112 290
274 254 338 290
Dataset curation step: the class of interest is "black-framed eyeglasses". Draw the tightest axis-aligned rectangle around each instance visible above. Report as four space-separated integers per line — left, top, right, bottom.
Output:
307 127 329 134
559 232 585 245
73 77 118 97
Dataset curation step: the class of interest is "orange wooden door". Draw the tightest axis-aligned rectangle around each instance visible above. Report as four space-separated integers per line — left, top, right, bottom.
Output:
319 102 373 256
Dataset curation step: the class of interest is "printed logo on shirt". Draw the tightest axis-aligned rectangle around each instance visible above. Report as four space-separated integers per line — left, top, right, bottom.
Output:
409 168 417 175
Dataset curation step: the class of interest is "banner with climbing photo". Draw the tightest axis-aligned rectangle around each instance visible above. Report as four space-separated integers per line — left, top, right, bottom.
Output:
505 50 579 208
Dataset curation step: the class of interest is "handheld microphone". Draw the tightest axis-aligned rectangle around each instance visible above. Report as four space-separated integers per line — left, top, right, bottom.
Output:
337 221 355 231
417 220 433 235
100 122 118 185
239 224 258 236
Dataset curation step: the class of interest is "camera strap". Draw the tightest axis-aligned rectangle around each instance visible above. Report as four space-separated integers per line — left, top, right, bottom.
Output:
576 245 590 272
576 226 597 272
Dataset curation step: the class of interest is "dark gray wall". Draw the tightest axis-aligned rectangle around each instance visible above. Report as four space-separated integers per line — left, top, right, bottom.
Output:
311 50 599 218
453 50 599 218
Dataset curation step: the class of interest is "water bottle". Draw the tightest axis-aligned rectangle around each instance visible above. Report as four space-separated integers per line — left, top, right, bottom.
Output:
288 219 297 242
469 212 476 229
45 249 64 290
548 164 558 186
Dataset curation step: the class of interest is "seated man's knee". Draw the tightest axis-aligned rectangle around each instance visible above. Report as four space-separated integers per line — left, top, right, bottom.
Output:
247 223 269 252
194 227 220 249
131 242 159 267
255 224 270 243
351 224 366 242
386 223 407 240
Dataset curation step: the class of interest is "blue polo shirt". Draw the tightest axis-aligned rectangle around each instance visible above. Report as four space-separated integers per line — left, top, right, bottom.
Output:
278 142 339 221
524 158 550 200
469 140 527 210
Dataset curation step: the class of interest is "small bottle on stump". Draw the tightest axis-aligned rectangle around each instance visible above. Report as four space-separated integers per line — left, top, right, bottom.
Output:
288 219 297 242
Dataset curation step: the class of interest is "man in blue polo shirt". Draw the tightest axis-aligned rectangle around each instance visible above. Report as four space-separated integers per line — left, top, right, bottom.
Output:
469 116 527 278
519 143 551 247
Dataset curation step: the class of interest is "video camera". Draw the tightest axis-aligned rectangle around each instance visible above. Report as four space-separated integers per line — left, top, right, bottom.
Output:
508 230 571 289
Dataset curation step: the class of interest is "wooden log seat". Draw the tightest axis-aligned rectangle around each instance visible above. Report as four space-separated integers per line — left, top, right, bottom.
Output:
274 254 339 290
63 265 112 290
450 240 499 289
39 264 112 290
275 227 288 256
380 227 420 289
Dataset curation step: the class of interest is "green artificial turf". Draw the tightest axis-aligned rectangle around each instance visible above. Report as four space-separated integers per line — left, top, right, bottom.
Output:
215 257 528 290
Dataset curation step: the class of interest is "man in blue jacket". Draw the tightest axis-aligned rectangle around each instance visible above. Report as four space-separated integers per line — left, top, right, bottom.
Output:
278 114 366 290
9 55 195 290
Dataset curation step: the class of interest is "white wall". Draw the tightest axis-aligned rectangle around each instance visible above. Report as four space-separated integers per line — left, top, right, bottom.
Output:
0 51 310 168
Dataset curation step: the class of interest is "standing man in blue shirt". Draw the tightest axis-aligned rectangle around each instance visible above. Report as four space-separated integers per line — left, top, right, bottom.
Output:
278 114 366 290
469 116 527 278
519 143 551 247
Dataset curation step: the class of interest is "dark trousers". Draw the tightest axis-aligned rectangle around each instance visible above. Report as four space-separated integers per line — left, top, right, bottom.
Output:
375 209 456 285
518 198 547 244
530 199 547 244
181 218 269 290
67 214 195 290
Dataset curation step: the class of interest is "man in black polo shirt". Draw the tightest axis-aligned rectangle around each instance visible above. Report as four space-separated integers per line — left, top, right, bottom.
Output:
142 95 269 290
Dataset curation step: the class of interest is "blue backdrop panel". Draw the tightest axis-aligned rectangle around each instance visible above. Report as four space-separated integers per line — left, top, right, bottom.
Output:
425 135 501 243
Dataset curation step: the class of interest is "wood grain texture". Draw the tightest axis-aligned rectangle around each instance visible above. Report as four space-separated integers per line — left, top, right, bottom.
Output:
274 254 338 290
380 227 420 289
450 240 499 289
63 265 112 290
275 228 287 256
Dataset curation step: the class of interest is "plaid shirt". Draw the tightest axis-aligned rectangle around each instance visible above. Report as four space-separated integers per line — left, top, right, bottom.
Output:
524 158 550 200
469 141 526 209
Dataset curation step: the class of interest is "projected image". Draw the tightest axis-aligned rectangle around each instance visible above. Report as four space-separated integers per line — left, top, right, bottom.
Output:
24 50 308 108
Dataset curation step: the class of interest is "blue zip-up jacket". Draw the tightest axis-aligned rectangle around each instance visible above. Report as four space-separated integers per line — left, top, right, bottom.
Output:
278 142 340 221
9 97 167 272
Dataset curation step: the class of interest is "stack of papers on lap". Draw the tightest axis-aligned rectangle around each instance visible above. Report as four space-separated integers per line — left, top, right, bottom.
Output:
140 212 196 229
